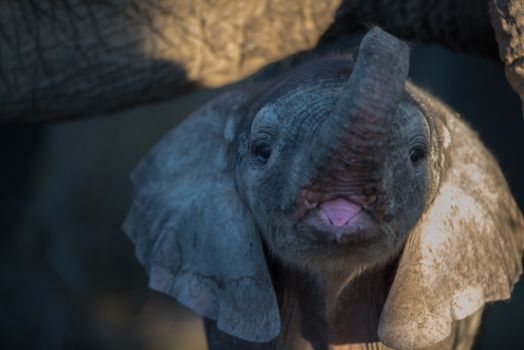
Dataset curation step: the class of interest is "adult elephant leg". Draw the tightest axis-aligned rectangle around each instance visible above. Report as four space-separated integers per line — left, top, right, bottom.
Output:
0 0 340 122
321 0 499 58
4 0 523 123
490 0 524 115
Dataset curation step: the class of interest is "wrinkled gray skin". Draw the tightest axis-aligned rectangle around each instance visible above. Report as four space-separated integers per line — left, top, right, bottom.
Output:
124 28 524 350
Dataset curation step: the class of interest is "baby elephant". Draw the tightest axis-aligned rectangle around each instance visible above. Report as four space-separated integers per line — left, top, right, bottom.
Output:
123 28 524 350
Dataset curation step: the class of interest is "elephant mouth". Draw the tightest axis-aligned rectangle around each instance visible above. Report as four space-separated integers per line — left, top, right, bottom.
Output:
296 189 379 244
318 197 362 227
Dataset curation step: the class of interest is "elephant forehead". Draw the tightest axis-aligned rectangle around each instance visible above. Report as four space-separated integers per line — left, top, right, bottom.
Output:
253 85 340 129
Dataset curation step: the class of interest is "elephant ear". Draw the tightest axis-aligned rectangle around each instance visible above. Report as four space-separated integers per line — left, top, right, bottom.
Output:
378 88 524 349
122 90 280 342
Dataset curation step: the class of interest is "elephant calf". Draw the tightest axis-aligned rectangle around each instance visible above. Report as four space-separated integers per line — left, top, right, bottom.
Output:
123 28 524 349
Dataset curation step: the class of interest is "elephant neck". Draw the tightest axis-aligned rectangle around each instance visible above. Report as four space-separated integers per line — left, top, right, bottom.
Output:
269 259 398 349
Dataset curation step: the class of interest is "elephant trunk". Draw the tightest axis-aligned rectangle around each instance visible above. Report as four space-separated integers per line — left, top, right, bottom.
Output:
307 28 410 210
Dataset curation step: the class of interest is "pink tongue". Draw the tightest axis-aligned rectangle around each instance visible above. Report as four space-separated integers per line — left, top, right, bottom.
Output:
319 198 362 227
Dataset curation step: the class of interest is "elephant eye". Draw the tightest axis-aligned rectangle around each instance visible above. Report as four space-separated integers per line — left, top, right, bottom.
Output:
252 139 272 163
409 144 427 165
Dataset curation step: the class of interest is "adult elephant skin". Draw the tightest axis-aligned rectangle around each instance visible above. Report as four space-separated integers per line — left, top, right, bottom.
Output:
1 0 523 123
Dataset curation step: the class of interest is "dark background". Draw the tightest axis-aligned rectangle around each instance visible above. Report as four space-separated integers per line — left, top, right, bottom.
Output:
0 42 523 349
